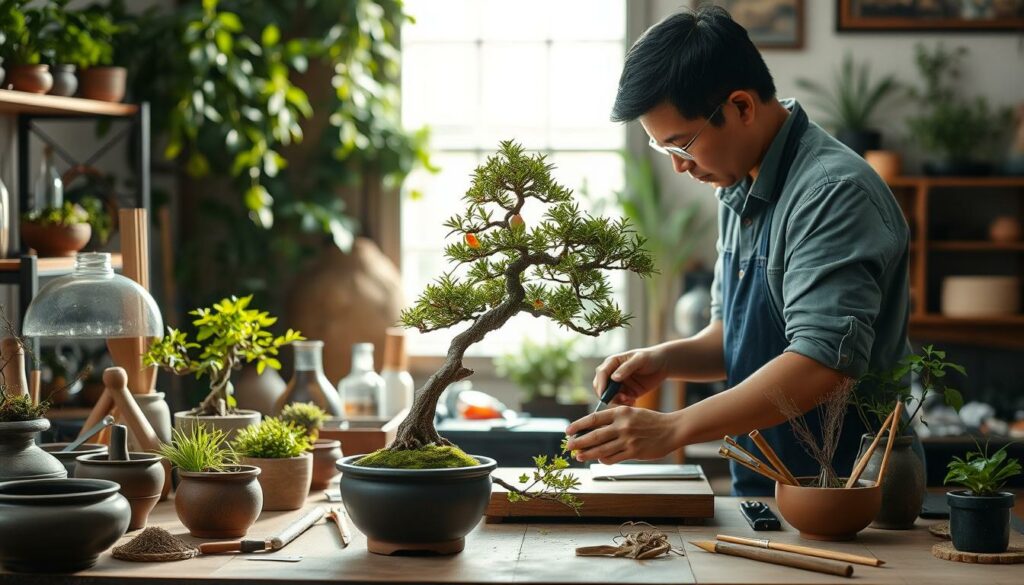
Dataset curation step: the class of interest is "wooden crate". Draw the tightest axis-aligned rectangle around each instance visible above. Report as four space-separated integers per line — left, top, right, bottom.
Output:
319 409 406 456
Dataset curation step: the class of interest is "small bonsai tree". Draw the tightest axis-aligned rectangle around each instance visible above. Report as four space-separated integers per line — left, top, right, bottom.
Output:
279 402 327 441
232 418 312 459
945 443 1022 496
158 425 236 473
144 294 304 417
383 140 654 455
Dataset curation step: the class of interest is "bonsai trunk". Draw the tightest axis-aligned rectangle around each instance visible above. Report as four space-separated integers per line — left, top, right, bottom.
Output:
189 367 234 417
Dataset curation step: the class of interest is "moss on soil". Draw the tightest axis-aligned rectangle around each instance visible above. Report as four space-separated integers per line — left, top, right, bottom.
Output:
354 444 479 469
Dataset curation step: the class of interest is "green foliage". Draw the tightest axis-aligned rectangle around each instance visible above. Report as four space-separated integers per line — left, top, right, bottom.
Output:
77 196 112 244
906 44 1011 161
0 391 49 422
795 52 899 132
944 443 1022 496
144 295 304 415
355 444 480 469
232 417 312 459
494 338 586 402
22 201 90 227
853 344 965 437
279 402 328 440
158 425 236 472
39 1 117 67
0 0 46 65
506 437 582 514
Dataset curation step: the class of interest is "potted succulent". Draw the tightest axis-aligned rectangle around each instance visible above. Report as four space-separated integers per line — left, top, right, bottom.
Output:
20 201 93 257
0 389 66 482
157 425 262 538
0 1 52 94
231 417 312 511
494 337 591 420
144 294 304 440
944 442 1022 554
336 141 652 555
280 401 342 491
852 345 965 529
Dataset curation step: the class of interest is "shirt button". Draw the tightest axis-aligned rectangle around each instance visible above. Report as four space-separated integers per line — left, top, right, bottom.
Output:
738 269 745 279
742 217 753 227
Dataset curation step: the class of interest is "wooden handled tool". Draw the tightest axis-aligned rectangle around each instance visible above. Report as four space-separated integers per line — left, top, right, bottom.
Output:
326 507 352 547
198 508 326 554
874 401 904 487
845 406 897 488
691 540 853 578
715 534 884 567
748 430 798 486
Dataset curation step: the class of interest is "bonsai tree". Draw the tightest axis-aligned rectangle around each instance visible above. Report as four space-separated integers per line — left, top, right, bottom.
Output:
381 140 654 456
279 402 327 441
144 294 304 417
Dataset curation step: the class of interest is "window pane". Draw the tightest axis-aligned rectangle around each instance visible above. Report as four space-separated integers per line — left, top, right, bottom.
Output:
548 42 624 149
548 0 626 41
403 0 479 42
479 43 548 149
480 0 550 41
402 43 478 148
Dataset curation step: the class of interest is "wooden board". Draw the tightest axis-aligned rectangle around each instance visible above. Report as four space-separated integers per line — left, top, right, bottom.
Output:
486 467 714 523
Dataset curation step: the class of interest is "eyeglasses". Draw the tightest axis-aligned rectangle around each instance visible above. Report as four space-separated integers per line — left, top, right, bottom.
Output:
648 103 724 161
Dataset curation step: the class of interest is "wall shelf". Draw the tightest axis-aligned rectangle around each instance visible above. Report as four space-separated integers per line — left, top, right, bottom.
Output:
0 89 137 117
929 242 1024 252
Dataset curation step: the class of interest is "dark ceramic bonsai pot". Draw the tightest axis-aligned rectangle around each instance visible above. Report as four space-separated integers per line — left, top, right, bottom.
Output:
0 419 68 482
947 490 1014 553
40 442 108 477
337 454 497 555
0 478 130 572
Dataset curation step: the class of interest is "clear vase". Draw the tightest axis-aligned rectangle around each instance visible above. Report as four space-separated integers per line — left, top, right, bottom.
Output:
32 146 63 212
337 343 384 418
276 340 343 416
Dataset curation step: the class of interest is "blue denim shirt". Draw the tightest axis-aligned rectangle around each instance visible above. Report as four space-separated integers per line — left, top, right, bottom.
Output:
709 99 911 378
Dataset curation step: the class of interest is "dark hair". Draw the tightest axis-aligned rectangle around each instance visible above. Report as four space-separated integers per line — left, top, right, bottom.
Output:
611 5 775 125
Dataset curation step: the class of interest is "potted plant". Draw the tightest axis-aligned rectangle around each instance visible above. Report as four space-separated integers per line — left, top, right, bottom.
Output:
494 337 591 420
144 294 304 440
944 442 1021 553
335 141 652 555
280 401 342 491
795 52 899 156
157 425 262 538
37 0 112 97
20 201 93 257
906 44 1011 176
0 389 66 482
73 3 122 102
0 1 52 94
231 417 312 511
852 344 965 529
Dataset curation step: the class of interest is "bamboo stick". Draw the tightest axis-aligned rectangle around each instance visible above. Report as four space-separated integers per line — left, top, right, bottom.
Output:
875 401 904 487
715 534 883 567
718 446 789 485
748 430 798 486
691 541 853 578
844 406 897 488
723 436 795 486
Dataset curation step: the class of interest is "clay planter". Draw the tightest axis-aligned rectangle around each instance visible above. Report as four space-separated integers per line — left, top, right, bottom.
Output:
174 409 261 442
0 419 68 482
240 453 312 511
310 439 343 491
75 452 165 530
49 64 78 97
337 454 497 555
0 478 130 573
947 490 1015 553
20 221 92 257
40 442 107 477
78 66 127 102
855 433 925 529
775 478 881 541
175 465 262 538
7 64 53 94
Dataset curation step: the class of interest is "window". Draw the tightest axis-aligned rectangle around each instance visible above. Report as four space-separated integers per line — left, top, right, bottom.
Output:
400 0 628 358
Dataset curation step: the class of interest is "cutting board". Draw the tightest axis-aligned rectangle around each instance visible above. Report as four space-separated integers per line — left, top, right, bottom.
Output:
486 467 714 523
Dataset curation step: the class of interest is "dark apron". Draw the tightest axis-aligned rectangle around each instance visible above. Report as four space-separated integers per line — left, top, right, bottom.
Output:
722 109 868 496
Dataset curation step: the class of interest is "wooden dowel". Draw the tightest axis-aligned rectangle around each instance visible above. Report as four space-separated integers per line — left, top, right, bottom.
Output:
719 446 789 485
723 436 794 486
845 407 897 488
716 534 884 567
875 401 904 487
748 430 798 486
78 392 114 439
691 541 853 578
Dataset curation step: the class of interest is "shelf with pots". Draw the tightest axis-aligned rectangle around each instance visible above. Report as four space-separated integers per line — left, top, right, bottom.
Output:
0 89 136 117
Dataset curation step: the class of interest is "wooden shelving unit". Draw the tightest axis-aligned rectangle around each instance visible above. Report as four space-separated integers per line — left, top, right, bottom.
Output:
890 176 1024 348
0 89 137 117
0 253 122 274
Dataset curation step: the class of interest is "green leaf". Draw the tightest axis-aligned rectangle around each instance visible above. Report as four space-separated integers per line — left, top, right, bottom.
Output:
943 388 964 411
262 24 280 47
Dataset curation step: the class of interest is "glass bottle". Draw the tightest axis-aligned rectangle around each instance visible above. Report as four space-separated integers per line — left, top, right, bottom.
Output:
0 170 9 258
277 340 343 417
32 146 63 212
380 328 414 418
337 343 384 418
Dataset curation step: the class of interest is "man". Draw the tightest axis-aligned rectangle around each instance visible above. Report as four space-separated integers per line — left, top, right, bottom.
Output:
565 6 911 496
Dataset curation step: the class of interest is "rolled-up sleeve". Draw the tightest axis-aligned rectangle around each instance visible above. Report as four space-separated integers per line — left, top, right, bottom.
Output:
782 181 900 378
709 246 724 322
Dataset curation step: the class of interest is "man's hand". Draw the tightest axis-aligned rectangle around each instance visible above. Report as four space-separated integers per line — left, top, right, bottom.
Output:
564 407 682 464
593 348 668 406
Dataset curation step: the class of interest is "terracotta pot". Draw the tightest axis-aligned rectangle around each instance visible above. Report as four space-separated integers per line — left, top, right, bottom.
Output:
78 66 127 102
0 478 130 573
39 442 107 477
173 409 261 442
864 150 903 183
48 64 77 97
7 64 52 94
989 216 1022 243
75 452 165 530
234 365 287 416
175 465 262 538
240 453 312 511
310 439 343 491
941 276 1021 317
20 221 91 257
855 434 925 529
0 62 5 87
775 477 881 541
0 419 67 482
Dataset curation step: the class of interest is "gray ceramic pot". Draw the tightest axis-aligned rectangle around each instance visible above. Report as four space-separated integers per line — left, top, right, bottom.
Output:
174 408 261 442
337 454 497 555
0 419 68 482
856 433 925 529
40 442 108 477
0 478 130 572
48 64 77 96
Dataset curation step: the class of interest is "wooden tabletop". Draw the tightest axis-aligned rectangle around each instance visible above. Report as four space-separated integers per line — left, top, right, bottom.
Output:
2 492 1022 585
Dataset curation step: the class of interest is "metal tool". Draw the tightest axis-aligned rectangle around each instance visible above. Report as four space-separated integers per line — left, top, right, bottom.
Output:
198 507 326 554
245 555 303 562
62 415 115 452
593 378 623 413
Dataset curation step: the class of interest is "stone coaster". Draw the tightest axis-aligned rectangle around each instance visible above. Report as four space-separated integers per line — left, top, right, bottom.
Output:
928 521 950 539
931 541 1024 564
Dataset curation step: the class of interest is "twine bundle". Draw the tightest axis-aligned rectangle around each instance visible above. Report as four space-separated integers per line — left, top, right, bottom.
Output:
575 522 685 560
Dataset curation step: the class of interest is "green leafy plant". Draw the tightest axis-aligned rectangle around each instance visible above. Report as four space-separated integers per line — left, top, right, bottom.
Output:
157 425 236 472
143 294 304 417
0 391 49 422
906 43 1011 162
38 0 116 68
853 344 965 437
22 202 91 227
494 338 587 403
493 438 582 513
232 417 312 459
944 443 1022 496
279 402 327 441
0 1 46 65
77 196 112 244
795 52 899 133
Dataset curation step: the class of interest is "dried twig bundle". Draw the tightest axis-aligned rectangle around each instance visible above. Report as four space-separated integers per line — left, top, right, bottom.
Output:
766 379 854 488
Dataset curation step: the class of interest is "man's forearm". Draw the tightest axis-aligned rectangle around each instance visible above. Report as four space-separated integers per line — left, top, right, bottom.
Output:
656 320 727 382
670 351 849 446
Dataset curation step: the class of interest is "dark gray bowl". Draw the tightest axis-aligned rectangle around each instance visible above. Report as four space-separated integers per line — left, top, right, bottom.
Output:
337 454 496 554
40 443 108 477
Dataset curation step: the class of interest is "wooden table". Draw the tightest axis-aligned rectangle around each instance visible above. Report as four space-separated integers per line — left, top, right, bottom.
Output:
2 493 1022 585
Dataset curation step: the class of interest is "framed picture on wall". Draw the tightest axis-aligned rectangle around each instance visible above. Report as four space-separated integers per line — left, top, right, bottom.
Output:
698 1 804 49
837 0 1024 31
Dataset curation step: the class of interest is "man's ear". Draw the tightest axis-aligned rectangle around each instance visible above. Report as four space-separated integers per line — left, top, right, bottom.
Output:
728 90 758 127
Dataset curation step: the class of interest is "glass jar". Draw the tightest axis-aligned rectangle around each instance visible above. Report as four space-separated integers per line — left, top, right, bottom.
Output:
32 146 63 212
337 343 384 418
277 340 343 416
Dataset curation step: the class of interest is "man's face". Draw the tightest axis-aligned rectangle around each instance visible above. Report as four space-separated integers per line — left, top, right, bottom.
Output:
639 99 750 189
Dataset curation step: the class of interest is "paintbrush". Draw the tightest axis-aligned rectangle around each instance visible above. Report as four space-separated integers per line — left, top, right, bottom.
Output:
715 534 884 567
690 540 853 578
